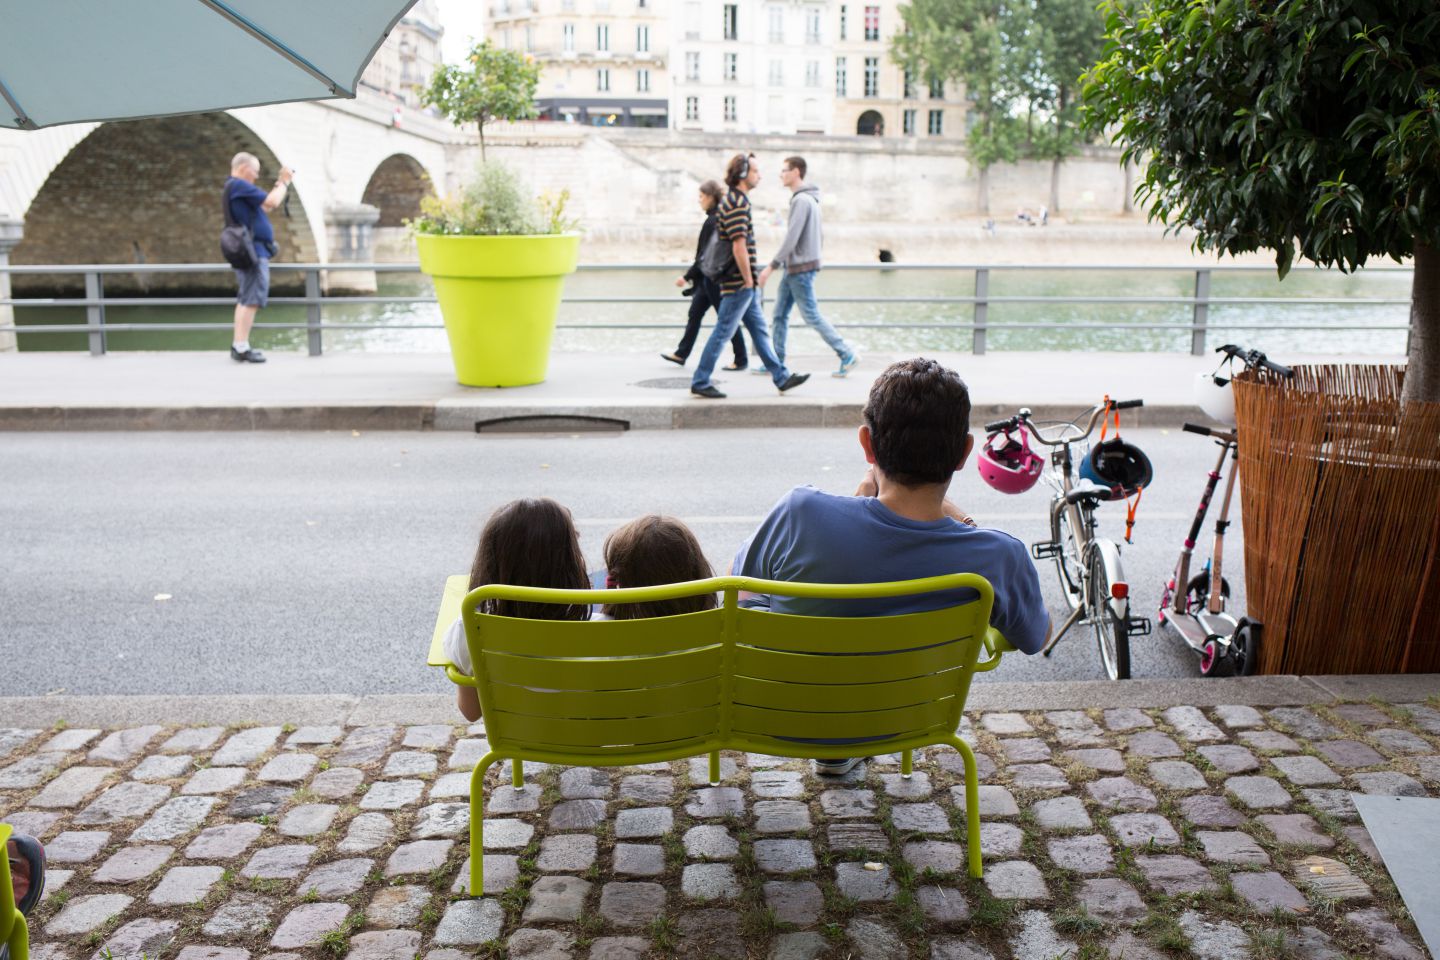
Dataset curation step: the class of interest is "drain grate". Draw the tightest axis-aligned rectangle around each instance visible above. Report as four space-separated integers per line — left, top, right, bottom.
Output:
475 414 630 434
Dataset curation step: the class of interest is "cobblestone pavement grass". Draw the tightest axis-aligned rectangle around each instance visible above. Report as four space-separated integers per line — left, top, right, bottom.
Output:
3 698 1438 960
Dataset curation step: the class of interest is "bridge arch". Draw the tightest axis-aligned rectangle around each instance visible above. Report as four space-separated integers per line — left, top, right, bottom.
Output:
362 153 435 228
11 112 320 294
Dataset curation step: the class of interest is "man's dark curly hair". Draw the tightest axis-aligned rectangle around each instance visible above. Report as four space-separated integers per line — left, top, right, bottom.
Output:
862 358 972 486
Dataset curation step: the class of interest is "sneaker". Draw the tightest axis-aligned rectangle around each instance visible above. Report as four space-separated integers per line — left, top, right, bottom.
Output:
751 365 771 375
833 353 861 378
777 372 811 393
691 384 726 399
230 346 266 363
815 757 865 776
661 352 686 366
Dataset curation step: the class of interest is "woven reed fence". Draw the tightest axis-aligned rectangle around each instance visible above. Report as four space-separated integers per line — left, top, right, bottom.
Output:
1233 364 1440 675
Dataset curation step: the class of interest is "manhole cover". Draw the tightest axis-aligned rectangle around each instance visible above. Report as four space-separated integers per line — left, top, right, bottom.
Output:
634 377 695 390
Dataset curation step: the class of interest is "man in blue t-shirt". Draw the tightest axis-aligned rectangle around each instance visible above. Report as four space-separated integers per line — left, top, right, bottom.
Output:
734 357 1051 774
225 151 293 363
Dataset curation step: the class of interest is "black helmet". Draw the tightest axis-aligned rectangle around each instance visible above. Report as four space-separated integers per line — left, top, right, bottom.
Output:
1080 438 1153 496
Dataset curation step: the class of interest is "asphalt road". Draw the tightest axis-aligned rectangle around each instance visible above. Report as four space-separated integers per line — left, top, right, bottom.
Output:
1 426 1247 696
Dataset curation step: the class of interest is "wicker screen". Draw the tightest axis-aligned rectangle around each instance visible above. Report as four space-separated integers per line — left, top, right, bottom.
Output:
1232 364 1440 675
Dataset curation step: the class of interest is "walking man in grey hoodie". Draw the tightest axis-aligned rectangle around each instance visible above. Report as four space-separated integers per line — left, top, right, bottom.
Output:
758 156 860 377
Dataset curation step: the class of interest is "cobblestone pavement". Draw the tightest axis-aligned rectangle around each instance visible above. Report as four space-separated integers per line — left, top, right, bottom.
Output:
3 699 1438 960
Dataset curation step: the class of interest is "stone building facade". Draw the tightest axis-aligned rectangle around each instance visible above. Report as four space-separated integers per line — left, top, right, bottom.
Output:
359 0 446 110
489 0 672 128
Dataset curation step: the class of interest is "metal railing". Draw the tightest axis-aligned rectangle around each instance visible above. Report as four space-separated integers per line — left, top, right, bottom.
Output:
0 261 1413 358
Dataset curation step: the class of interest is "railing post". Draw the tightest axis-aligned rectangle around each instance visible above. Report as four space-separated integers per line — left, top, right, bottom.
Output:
85 270 106 356
305 268 323 356
973 267 989 355
1190 269 1210 356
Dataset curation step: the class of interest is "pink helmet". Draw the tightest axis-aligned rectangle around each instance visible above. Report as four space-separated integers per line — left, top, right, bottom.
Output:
978 426 1044 494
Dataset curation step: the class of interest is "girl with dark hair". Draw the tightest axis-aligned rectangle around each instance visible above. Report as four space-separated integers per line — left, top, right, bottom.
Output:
662 180 751 370
443 498 590 721
601 515 718 620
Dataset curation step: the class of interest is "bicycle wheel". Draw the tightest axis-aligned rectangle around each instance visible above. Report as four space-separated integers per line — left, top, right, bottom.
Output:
1051 504 1085 610
1088 549 1132 680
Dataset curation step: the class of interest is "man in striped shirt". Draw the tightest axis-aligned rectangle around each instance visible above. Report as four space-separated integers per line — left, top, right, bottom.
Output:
691 153 811 399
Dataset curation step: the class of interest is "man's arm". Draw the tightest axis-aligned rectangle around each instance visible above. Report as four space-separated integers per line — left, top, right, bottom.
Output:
733 235 754 287
768 196 809 271
259 167 294 212
941 497 977 527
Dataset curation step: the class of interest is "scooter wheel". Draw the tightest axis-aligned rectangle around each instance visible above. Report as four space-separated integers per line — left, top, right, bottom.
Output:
1231 619 1261 677
1199 638 1234 677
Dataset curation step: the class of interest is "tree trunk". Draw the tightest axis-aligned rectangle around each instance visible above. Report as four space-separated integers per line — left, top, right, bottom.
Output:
1122 159 1134 214
1049 157 1062 216
478 123 487 163
1404 242 1440 404
977 165 990 215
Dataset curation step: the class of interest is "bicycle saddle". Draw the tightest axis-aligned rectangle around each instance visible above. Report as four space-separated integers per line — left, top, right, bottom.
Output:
1065 481 1115 504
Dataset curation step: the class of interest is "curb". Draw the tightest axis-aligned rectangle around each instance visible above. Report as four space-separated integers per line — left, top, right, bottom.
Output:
3 675 1433 727
0 402 1207 432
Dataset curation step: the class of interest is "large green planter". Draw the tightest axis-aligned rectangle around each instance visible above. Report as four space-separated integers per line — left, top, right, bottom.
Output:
416 233 580 387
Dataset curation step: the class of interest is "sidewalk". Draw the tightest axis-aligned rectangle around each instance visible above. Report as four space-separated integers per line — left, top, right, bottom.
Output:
0 350 1399 431
2 675 1435 960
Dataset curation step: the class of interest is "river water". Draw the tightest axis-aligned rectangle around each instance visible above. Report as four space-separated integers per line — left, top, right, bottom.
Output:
14 265 1412 356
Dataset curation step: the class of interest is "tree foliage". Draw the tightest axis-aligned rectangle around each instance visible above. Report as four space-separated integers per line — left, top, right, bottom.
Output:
421 41 540 160
1081 1 1440 277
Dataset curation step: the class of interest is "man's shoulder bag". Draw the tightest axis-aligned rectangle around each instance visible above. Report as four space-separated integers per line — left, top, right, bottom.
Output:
699 224 734 281
220 182 258 271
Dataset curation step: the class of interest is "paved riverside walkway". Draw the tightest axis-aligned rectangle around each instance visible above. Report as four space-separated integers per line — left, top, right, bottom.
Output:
2 676 1436 960
0 350 1402 431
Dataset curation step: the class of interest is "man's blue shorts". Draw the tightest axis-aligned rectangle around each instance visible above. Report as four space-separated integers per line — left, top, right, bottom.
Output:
235 257 270 308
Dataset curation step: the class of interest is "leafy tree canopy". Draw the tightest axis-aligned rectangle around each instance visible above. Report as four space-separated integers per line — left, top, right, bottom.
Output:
1082 1 1440 277
421 41 540 158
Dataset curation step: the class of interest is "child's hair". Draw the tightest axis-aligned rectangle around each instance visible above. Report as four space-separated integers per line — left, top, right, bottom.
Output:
699 179 724 204
602 515 717 620
469 497 589 620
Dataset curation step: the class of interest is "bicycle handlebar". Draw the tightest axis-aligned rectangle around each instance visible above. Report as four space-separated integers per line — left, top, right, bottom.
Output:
984 398 1143 447
1217 343 1294 378
1113 398 1144 410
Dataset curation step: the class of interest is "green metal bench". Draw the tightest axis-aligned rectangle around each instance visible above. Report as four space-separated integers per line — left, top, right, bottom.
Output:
428 573 1013 895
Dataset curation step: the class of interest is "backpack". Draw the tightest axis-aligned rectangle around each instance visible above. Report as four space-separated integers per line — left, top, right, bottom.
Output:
220 181 258 271
700 222 734 281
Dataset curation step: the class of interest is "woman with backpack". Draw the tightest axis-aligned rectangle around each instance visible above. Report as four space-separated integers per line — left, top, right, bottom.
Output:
661 180 750 370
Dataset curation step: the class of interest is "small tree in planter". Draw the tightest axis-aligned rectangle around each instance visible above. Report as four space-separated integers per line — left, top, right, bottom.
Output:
1081 2 1440 674
421 40 541 162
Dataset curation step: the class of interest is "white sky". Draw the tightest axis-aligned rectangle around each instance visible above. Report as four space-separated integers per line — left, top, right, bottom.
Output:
435 0 487 62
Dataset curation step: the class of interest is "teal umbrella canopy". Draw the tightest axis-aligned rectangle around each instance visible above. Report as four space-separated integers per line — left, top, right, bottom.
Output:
0 0 419 130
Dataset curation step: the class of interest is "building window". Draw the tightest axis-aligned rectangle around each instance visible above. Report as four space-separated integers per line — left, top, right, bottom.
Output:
563 23 575 51
805 60 820 87
597 68 610 91
903 108 916 135
929 76 945 99
806 7 822 43
835 56 847 97
723 4 738 40
864 5 879 40
501 28 511 49
686 96 700 121
768 6 784 43
769 59 783 86
903 68 915 100
596 24 609 51
684 1 701 39
524 25 534 51
637 25 650 52
562 0 575 8
724 52 738 82
864 56 879 97
724 95 737 121
637 68 650 92
839 5 847 40
928 109 943 135
685 51 701 81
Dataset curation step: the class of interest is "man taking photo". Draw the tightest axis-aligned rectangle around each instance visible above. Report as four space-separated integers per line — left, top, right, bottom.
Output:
224 152 292 364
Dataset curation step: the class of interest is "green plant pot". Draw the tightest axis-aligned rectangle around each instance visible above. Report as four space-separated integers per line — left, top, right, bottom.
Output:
416 233 580 387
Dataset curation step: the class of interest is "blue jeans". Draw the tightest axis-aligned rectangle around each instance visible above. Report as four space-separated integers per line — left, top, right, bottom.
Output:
772 268 850 364
693 288 791 390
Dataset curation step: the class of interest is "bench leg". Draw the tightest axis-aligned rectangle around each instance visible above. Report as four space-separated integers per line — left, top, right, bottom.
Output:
708 750 721 785
901 748 913 779
512 759 524 788
946 735 984 879
470 751 502 896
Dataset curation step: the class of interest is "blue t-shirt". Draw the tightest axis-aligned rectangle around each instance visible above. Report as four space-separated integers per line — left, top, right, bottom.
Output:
734 485 1049 654
225 176 274 259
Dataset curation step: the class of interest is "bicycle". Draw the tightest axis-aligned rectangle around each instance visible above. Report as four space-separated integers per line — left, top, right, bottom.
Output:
1158 343 1293 676
983 399 1152 680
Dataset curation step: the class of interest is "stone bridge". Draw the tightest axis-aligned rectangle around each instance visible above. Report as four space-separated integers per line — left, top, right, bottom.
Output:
0 91 464 296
